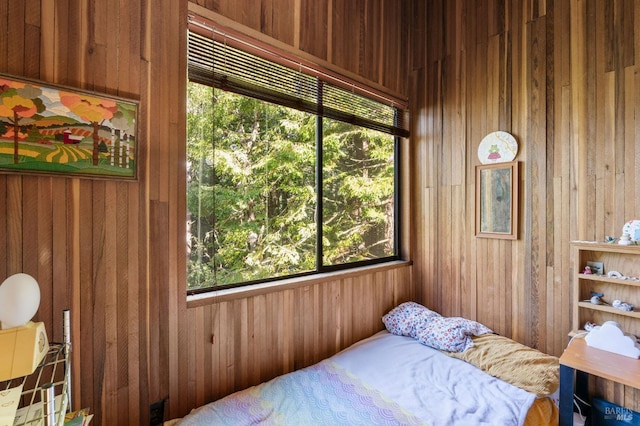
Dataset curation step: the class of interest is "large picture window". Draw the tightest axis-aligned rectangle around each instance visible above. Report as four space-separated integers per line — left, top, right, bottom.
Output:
187 16 408 292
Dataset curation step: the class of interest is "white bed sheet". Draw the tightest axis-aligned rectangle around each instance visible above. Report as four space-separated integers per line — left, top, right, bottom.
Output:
330 331 536 425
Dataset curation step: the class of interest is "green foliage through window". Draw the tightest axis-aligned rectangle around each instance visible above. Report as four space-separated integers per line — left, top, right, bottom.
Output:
187 83 398 291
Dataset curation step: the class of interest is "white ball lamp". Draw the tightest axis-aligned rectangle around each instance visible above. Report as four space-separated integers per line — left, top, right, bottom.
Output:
0 273 41 329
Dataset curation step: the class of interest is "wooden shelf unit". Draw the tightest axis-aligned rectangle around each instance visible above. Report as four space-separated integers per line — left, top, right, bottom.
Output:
571 241 640 337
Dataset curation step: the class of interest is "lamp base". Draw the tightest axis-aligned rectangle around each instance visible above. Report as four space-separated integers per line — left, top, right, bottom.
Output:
0 321 49 381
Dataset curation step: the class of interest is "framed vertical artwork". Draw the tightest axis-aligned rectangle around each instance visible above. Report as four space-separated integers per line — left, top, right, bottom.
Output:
475 161 519 239
0 74 138 179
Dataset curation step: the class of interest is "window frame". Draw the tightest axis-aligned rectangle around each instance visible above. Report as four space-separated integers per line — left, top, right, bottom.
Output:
186 14 408 294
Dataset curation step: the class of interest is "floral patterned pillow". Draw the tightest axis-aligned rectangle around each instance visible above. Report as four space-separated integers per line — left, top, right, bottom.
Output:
382 302 441 338
416 316 493 352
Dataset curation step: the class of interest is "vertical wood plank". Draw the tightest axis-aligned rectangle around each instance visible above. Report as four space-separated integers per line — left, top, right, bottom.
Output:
624 66 636 220
571 0 589 239
6 0 25 76
298 0 327 60
6 175 24 275
103 181 118 423
51 179 69 344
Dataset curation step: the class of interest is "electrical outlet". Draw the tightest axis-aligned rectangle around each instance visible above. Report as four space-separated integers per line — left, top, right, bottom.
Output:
150 399 165 426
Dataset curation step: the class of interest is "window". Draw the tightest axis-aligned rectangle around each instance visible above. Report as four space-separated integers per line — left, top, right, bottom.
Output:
186 16 408 292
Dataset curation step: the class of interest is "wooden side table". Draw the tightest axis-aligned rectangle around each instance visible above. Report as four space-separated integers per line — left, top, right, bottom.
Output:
559 337 640 426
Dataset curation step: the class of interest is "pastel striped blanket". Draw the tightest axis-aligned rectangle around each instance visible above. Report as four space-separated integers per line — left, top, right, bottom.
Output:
177 359 424 425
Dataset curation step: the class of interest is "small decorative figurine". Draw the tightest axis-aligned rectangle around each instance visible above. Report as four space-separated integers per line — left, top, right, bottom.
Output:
619 232 632 246
607 270 624 279
605 235 617 244
590 292 604 305
613 299 634 312
584 321 597 332
583 266 592 274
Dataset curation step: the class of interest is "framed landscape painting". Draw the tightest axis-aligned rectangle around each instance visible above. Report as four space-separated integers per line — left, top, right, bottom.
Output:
0 74 138 179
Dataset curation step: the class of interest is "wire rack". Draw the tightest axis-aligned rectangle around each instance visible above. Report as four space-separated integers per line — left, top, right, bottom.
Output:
1 310 72 426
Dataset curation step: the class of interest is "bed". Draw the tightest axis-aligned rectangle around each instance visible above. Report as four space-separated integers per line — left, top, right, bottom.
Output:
170 302 559 426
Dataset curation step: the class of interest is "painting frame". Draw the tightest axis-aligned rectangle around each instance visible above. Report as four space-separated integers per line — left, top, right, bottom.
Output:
586 261 604 276
0 73 138 180
475 161 519 239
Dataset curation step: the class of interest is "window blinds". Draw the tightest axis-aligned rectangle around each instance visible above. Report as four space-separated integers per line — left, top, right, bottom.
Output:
187 19 409 138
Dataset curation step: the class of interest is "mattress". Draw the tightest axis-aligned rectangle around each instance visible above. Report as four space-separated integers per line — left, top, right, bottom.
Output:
174 331 557 425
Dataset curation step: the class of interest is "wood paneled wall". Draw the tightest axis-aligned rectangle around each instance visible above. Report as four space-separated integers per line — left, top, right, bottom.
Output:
5 0 640 422
409 0 640 410
0 0 413 424
181 265 414 414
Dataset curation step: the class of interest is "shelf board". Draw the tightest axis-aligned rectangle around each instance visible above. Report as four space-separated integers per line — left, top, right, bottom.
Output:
572 241 640 254
577 301 640 318
577 273 640 286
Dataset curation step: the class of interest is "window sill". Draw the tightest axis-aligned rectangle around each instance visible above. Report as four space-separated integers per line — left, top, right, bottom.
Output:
186 260 412 308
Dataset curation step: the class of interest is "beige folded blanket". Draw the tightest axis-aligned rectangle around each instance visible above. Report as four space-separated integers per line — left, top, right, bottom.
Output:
446 333 559 397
